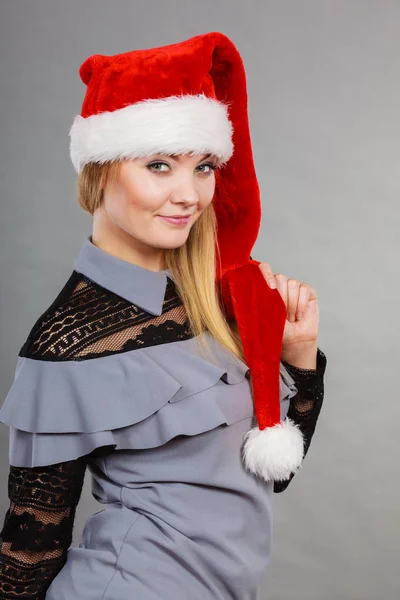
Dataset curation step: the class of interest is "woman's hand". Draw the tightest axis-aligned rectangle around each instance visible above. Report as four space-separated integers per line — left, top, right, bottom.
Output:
258 262 319 363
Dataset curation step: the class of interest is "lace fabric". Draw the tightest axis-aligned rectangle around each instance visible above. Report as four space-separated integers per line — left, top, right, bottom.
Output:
0 457 87 599
273 347 327 493
19 271 191 361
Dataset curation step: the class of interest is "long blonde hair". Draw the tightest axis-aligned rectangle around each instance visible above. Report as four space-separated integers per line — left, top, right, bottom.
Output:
76 160 246 367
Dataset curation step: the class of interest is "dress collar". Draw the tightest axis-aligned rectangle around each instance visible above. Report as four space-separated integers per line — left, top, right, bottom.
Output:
72 236 174 316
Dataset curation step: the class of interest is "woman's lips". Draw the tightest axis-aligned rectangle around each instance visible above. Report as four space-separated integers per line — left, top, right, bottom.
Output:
157 215 191 226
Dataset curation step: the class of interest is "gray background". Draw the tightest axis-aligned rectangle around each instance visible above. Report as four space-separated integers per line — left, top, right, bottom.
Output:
0 1 398 598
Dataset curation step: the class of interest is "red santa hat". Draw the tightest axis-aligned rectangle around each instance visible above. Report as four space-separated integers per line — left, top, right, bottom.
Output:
69 31 304 483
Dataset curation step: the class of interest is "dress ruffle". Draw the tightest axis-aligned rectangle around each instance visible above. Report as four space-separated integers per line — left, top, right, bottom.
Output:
0 334 298 467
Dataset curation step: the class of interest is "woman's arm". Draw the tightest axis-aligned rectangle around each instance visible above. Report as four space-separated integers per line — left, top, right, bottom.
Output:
273 347 326 493
0 456 87 599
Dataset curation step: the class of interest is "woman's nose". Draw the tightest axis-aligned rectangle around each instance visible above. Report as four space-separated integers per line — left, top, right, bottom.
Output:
172 175 200 205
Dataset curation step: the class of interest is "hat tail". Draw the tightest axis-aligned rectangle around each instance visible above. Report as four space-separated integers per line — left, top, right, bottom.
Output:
219 262 304 482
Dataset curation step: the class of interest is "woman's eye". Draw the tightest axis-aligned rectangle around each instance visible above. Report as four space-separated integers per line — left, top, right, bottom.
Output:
147 161 218 174
196 163 217 174
147 162 169 172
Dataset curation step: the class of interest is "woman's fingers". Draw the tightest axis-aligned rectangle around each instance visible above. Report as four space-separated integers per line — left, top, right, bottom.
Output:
296 283 311 320
259 263 312 322
274 273 288 312
286 278 300 322
258 262 276 288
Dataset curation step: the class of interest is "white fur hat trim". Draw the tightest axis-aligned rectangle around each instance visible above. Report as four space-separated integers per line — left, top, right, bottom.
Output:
69 94 234 173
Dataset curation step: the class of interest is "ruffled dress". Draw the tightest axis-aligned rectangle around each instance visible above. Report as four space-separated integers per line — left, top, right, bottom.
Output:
0 236 326 600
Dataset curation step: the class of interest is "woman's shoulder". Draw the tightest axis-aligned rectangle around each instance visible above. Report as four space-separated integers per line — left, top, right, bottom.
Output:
18 269 95 362
18 269 191 363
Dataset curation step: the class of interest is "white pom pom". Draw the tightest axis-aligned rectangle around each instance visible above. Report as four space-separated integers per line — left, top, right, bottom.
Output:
241 418 304 482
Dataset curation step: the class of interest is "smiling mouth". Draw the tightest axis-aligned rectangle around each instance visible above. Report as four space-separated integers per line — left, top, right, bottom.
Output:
157 215 191 225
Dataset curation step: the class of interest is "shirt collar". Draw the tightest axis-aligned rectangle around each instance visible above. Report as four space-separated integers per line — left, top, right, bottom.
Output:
72 236 174 316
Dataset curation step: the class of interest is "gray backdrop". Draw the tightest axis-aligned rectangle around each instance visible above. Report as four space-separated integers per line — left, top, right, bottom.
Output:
0 1 398 599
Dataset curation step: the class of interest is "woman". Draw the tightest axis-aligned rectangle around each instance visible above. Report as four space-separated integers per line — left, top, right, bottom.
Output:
0 32 326 599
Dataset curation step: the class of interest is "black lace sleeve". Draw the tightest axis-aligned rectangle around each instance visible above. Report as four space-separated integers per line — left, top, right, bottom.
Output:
0 457 87 599
274 347 327 494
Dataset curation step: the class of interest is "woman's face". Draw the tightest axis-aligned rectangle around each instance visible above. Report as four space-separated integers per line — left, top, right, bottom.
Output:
93 152 218 269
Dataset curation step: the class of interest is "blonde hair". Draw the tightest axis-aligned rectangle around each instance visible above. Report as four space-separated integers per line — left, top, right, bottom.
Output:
76 160 246 368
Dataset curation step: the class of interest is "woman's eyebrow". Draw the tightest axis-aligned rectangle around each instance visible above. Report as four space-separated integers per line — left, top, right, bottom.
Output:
168 153 213 162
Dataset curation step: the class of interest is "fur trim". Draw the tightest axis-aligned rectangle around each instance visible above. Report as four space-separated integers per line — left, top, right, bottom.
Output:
241 418 304 482
69 94 234 173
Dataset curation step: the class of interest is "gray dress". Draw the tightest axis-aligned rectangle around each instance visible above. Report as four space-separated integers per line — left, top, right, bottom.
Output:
0 236 309 600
